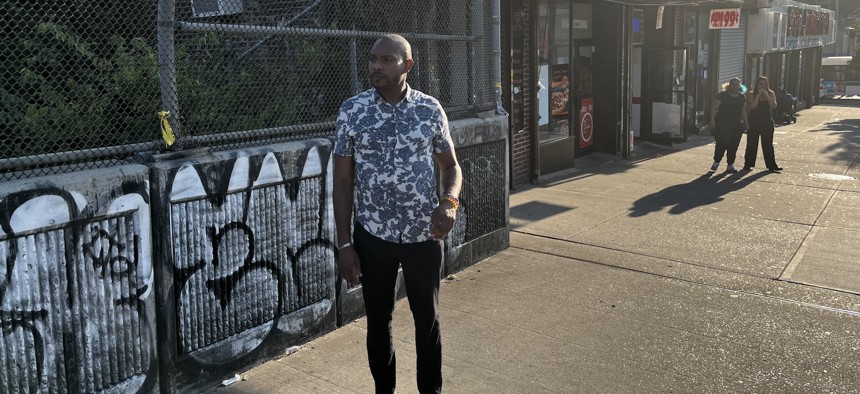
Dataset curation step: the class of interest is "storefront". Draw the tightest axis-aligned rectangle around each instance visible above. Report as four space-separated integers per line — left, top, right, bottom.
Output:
505 0 625 183
745 0 834 107
503 0 832 187
535 1 596 174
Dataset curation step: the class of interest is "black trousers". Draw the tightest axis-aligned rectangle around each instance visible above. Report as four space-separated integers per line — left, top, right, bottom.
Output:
713 121 744 165
744 125 779 169
354 223 444 394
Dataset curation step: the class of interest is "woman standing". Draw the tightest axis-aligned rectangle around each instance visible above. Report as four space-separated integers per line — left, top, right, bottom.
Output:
744 76 783 172
709 78 748 173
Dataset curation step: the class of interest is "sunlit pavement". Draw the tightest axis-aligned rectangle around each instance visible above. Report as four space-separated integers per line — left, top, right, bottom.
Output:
219 103 860 393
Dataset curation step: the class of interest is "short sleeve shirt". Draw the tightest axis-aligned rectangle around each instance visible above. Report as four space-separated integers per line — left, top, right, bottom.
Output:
334 86 453 244
715 91 746 123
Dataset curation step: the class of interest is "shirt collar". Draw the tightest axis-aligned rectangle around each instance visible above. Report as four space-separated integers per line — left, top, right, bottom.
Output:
372 84 415 105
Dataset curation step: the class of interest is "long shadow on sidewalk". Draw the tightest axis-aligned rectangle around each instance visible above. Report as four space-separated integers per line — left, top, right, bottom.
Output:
629 170 772 217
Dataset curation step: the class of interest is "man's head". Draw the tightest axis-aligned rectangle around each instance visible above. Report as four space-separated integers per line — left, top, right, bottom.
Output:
368 34 414 92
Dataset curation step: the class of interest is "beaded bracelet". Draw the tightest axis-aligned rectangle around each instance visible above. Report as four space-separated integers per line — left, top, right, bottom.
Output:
444 193 460 210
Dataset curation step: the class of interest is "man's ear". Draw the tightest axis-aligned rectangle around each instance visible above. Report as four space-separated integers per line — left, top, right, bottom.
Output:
405 58 414 73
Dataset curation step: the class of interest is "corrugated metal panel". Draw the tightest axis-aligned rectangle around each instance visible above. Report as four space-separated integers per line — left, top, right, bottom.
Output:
719 11 747 85
0 214 153 393
173 175 332 354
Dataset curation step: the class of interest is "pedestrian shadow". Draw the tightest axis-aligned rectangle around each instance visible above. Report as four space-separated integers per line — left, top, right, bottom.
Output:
628 170 771 217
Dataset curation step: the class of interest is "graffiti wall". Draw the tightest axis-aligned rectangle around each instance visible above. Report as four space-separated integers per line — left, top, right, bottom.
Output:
446 115 510 274
0 118 507 392
149 139 337 392
0 165 158 393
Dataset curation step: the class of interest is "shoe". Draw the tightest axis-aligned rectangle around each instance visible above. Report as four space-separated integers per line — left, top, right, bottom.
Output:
710 162 719 171
768 167 783 172
726 164 737 173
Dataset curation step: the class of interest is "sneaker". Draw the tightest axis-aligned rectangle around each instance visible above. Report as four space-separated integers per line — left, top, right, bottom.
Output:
726 164 737 173
710 162 719 171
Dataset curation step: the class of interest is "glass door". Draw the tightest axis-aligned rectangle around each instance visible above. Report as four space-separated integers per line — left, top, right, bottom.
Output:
573 45 594 153
537 0 575 175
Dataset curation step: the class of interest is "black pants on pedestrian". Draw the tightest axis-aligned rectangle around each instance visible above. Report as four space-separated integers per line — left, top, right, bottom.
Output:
354 223 444 394
713 122 743 165
744 126 779 169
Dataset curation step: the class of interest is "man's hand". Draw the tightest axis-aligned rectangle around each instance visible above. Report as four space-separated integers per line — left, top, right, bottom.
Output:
430 200 457 240
337 246 362 285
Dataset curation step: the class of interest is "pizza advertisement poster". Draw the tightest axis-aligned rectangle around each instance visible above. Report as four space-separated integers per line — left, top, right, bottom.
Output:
579 97 594 149
550 64 571 118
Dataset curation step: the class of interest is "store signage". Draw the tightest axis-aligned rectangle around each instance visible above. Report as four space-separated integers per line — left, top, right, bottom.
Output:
709 9 741 29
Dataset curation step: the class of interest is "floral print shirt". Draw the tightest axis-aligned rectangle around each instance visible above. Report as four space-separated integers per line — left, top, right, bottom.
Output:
334 86 453 244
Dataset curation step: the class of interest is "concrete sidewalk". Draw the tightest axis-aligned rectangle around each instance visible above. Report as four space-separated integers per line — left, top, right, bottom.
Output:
219 103 860 393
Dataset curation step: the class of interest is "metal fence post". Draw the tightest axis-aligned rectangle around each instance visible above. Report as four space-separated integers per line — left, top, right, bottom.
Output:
350 31 362 96
157 0 181 146
493 0 505 114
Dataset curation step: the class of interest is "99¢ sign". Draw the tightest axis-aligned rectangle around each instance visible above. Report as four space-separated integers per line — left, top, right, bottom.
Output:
709 9 740 29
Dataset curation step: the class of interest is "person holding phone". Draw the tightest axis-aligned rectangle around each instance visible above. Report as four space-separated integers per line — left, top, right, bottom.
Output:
744 76 782 172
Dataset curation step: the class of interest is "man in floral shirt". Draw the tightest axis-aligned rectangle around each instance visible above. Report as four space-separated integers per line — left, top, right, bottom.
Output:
333 34 462 394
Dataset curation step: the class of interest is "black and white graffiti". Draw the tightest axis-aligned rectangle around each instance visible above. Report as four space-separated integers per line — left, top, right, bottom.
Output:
169 146 336 362
0 177 155 393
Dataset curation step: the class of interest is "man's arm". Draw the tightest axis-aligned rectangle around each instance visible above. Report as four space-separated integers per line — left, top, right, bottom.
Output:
333 155 361 285
430 149 462 240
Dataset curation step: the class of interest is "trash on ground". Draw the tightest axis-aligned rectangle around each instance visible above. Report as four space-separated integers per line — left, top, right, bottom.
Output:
221 374 241 386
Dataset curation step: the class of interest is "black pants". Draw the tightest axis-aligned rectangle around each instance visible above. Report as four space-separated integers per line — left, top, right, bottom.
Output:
354 223 444 394
713 121 743 165
744 125 779 169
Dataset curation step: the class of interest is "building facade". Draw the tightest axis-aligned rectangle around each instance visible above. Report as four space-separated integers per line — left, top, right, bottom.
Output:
504 0 835 187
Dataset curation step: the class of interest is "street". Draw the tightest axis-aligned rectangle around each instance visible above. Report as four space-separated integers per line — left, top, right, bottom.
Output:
220 102 860 393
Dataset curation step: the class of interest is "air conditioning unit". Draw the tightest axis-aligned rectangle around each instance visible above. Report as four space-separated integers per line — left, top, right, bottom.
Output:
191 0 244 18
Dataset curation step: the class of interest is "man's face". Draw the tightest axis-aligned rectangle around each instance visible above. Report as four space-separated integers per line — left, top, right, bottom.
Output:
368 39 411 90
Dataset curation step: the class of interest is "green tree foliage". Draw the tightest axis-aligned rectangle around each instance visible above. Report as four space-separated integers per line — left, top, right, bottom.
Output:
1 0 346 160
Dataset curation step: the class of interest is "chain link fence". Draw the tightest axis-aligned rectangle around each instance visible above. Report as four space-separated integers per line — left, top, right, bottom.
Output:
1 0 498 180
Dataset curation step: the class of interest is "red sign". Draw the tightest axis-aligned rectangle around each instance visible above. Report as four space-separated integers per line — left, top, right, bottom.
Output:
709 9 740 29
579 98 594 149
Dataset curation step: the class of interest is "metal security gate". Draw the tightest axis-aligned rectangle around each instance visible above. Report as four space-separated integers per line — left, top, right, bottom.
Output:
718 10 746 86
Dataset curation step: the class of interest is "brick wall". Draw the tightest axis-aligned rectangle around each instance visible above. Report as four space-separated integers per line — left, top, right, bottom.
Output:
511 0 534 186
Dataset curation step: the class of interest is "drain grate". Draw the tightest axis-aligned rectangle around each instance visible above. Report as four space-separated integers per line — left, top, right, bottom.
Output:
808 173 856 181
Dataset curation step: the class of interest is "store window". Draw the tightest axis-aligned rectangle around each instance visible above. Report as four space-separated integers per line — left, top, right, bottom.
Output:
536 1 593 144
771 13 780 49
632 9 644 45
537 0 572 143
